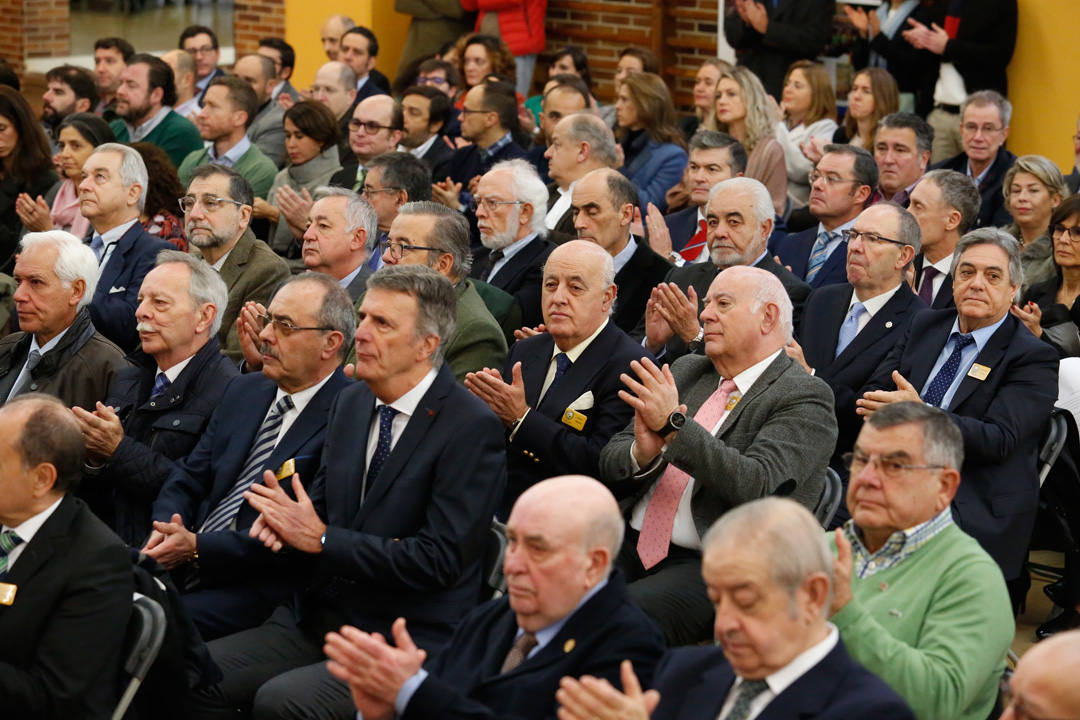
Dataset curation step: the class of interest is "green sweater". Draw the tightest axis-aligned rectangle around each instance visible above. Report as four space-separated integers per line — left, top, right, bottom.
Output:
831 523 1013 720
110 110 204 169
176 143 278 200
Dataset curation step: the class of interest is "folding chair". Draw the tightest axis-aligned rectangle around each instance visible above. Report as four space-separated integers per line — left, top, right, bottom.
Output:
112 592 167 720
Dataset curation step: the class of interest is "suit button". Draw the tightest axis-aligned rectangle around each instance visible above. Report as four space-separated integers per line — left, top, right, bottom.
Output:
150 402 156 407
29 383 37 390
172 419 181 427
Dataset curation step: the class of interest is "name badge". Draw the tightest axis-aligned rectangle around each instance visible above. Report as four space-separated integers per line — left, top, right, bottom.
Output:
967 363 991 381
562 409 587 431
0 582 16 606
726 394 742 412
276 458 296 480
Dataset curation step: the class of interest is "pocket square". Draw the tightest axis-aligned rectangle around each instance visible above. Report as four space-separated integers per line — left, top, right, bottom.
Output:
568 391 594 412
108 286 126 294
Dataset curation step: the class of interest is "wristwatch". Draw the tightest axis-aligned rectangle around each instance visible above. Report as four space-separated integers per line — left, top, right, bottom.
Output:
657 409 687 438
686 326 705 353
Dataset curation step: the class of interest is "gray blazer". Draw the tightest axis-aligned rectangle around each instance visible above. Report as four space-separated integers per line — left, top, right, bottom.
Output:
600 351 837 538
247 100 287 169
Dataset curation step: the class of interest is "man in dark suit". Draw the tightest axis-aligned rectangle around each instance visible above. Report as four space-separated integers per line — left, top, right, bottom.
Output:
300 187 375 306
908 168 982 310
639 177 810 362
602 265 837 645
80 143 173 350
858 228 1059 607
467 240 649 516
544 113 618 246
871 113 932 206
774 145 877 290
724 0 837 98
180 25 226 106
351 152 433 275
323 475 667 720
0 394 134 719
656 131 747 265
788 203 927 525
525 76 590 186
193 265 508 719
572 169 671 333
931 91 1016 228
399 85 455 179
143 273 353 640
339 27 388 105
74 251 238 546
470 160 555 328
558 498 913 720
330 95 403 191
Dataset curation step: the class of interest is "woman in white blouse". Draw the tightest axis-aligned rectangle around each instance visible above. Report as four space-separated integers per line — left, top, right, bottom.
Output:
772 60 838 209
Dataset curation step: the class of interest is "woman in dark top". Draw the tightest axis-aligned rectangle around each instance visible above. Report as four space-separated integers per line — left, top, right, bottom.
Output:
1014 195 1080 358
0 86 58 272
615 72 688 212
131 142 188 252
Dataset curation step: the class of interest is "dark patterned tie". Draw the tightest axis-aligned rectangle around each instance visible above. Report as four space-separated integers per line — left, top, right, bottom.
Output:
726 678 769 720
365 405 400 487
482 249 505 282
918 266 940 304
500 632 538 673
922 333 976 408
9 349 42 399
151 373 172 398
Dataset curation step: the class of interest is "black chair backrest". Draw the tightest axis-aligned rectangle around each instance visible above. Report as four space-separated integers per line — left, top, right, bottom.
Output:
113 593 167 720
814 468 843 529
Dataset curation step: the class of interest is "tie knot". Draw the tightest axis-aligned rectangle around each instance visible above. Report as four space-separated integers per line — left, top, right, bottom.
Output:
274 395 295 417
720 378 737 395
849 301 866 318
954 333 975 350
699 219 707 232
923 265 940 280
378 405 399 424
737 678 769 699
490 249 505 263
151 372 172 397
25 349 42 371
555 353 572 374
0 530 23 554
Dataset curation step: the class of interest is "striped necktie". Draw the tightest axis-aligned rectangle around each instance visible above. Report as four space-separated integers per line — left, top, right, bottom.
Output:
0 530 24 579
805 231 834 283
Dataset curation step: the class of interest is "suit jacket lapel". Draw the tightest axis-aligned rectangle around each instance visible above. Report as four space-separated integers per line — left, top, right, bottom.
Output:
932 273 954 309
219 230 255 289
947 315 1014 410
908 314 956 389
717 354 790 436
3 495 75 586
805 287 852 362
343 390 376 520
683 662 736 719
266 371 340 476
538 324 614 413
831 285 915 368
519 334 554 408
757 642 845 720
811 241 848 288
97 224 138 293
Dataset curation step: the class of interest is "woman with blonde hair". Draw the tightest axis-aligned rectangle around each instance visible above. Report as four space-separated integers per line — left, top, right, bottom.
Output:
773 60 838 208
615 72 688 212
679 57 732 141
1003 154 1070 292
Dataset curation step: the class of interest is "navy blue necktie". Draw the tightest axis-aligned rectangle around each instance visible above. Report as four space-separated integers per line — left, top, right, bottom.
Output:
365 405 400 488
551 353 572 386
151 373 171 398
922 333 976 408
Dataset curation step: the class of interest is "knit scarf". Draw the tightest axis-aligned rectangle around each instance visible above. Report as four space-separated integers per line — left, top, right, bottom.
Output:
944 0 965 39
49 178 90 240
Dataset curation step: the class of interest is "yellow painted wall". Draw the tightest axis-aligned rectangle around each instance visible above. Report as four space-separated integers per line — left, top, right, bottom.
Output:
1007 0 1080 170
284 0 411 90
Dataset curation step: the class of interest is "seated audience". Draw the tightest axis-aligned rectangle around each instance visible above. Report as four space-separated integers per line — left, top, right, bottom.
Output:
544 113 618 245
1014 195 1080 357
14 112 114 241
338 26 388 108
40 64 98 153
454 34 517 108
788 203 926 523
0 394 133 719
0 231 125 408
558 497 915 720
160 49 200 119
75 250 238 545
329 95 403 193
614 72 688 213
0 87 59 273
382 201 506 380
467 239 648 515
469 159 554 328
602 265 837 645
80 143 173 350
678 58 730 140
257 37 300 105
131 142 189 251
526 74 590 184
193 265 507 719
233 54 288 169
773 61 839 208
180 25 226 105
1002 154 1068 293
93 36 134 121
179 77 278 200
908 169 981 310
832 402 1014 720
110 53 204 169
183 165 290 361
325 475 666 720
931 90 1016 229
256 101 343 258
308 61 357 161
357 151 433 270
871 112 932 206
397 85 454 178
146 273 352 640
1002 629 1080 718
640 178 810 360
292 187 373 309
572 169 671 332
773 145 877 289
859 229 1059 608
707 65 786 216
803 67 899 168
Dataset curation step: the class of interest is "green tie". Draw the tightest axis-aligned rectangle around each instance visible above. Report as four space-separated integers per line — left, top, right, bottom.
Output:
352 167 366 192
0 530 24 578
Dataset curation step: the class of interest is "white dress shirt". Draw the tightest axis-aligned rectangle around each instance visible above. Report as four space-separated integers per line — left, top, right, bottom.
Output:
364 368 439 474
612 236 637 275
545 182 574 230
919 253 954 304
265 370 336 443
488 233 538 281
94 217 139 270
399 134 438 161
1 496 64 570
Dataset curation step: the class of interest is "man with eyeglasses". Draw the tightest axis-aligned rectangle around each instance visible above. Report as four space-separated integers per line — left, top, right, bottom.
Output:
773 145 877 289
349 152 434 274
333 95 403 187
145 273 352 641
858 228 1058 610
787 203 928 526
179 25 225 107
1001 629 1080 720
829 401 1014 720
183 165 290 362
931 90 1016 229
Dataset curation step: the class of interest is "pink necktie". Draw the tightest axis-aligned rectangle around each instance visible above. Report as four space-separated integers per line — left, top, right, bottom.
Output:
637 379 738 569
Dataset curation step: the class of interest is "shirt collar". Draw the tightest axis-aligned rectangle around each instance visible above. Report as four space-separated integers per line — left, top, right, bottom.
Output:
2 495 64 545
732 625 839 697
400 134 438 159
339 264 364 289
375 367 439 416
96 217 139 247
612 236 637 275
158 353 195 383
497 232 538 265
272 369 336 419
208 135 252 166
481 131 513 158
947 313 1009 354
966 158 992 185
126 106 172 140
927 253 954 274
844 506 954 575
551 319 609 363
356 75 369 91
519 577 609 649
850 283 903 317
727 348 783 397
818 216 856 238
195 71 216 92
29 324 71 356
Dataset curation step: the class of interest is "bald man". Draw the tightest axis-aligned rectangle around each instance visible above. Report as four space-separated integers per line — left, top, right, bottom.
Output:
320 14 354 61
466 241 653 516
1002 630 1080 719
161 49 199 119
324 475 666 720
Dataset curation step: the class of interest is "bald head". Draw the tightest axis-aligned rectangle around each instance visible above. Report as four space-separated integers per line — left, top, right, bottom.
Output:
542 240 617 349
571 168 636 256
516 475 624 561
321 14 355 60
1005 629 1080 719
233 54 277 104
161 49 196 102
700 265 793 377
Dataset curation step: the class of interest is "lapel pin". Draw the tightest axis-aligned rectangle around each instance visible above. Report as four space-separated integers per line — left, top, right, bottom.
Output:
563 638 576 653
879 581 888 592
885 321 893 329
0 582 16 605
426 408 435 417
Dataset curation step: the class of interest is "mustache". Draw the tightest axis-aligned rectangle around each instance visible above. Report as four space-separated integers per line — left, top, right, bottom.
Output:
259 343 279 360
135 322 155 333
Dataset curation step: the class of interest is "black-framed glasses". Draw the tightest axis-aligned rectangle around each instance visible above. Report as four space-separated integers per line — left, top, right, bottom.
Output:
1051 224 1080 242
256 312 332 336
361 186 402 199
380 239 448 260
179 194 246 214
417 75 449 86
471 196 525 213
808 170 859 186
348 119 396 134
842 228 909 248
842 451 946 479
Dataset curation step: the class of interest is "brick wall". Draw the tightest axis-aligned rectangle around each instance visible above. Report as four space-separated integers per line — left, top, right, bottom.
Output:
233 0 286 59
0 0 72 76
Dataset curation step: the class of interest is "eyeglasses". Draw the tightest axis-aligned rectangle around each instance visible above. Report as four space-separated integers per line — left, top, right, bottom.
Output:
178 194 246 214
842 451 946 479
256 312 332 336
361 186 402 199
961 123 1004 135
380 239 448 260
842 228 909 248
417 75 448 86
808 170 859 186
1051 224 1080 242
348 119 396 134
472 196 525 213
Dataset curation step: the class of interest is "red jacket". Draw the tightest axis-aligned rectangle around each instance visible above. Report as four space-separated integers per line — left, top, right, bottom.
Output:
461 0 547 56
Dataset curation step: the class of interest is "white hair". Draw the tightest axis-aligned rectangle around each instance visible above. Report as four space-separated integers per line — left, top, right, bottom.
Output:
708 176 774 230
155 250 229 336
18 231 100 310
92 143 149 212
492 158 549 237
721 265 793 342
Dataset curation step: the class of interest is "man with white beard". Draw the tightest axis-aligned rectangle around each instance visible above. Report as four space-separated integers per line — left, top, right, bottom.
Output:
469 159 554 328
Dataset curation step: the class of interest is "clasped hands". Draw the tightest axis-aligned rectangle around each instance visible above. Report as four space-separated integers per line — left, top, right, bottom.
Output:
245 470 326 554
644 283 701 355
